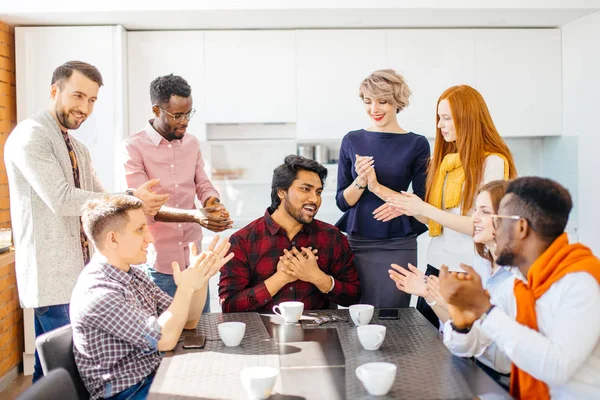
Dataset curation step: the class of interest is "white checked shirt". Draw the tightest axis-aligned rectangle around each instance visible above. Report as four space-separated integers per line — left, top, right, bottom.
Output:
70 257 173 399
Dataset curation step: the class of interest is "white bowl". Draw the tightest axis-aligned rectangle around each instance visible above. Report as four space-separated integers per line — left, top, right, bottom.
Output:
218 322 246 347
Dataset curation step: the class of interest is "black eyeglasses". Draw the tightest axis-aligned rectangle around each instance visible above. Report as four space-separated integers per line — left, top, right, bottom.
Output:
155 106 196 122
491 214 535 231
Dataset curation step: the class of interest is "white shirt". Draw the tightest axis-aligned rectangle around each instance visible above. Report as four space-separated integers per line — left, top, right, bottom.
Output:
444 272 600 399
472 256 514 297
427 155 505 271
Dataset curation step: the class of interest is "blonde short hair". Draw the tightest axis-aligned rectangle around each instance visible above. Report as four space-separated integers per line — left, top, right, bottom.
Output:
359 69 411 113
82 195 144 249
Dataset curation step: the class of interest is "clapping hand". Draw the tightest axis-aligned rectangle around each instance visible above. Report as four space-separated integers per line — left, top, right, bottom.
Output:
439 263 491 329
196 207 233 232
386 192 426 217
424 275 449 311
197 197 233 232
388 263 428 297
172 236 234 292
134 179 170 216
354 155 374 188
373 202 404 222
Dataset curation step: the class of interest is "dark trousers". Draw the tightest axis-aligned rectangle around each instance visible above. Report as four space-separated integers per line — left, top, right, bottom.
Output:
416 264 440 329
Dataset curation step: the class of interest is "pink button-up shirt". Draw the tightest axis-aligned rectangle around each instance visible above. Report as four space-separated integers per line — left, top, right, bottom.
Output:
123 121 219 274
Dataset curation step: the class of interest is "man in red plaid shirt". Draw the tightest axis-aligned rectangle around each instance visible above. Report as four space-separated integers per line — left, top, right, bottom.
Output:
219 155 360 313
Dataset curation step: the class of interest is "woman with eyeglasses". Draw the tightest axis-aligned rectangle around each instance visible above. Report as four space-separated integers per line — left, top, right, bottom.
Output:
376 85 517 328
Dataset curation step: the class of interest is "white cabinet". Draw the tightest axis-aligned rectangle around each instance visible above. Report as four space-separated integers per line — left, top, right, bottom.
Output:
127 31 207 140
15 26 127 191
296 30 387 141
203 31 296 123
474 29 561 137
386 30 476 138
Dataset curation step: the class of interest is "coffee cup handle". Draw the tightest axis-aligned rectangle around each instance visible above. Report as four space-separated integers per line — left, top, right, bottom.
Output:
273 305 283 318
375 333 384 349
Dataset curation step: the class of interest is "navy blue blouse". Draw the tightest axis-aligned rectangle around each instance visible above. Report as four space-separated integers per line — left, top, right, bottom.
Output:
335 129 430 239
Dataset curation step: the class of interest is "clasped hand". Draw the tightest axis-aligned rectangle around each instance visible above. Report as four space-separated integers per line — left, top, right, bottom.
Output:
355 154 381 193
196 198 233 232
439 264 492 329
277 247 323 284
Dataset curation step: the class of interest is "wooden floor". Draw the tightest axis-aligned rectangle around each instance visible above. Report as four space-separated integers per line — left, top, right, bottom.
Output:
0 373 31 399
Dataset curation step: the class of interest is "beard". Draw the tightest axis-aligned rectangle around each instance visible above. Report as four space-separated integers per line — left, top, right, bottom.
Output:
283 198 316 225
55 104 85 130
495 230 516 267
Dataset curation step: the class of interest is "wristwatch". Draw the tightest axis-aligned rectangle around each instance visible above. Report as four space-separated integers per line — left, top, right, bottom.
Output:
479 304 496 324
125 189 135 196
450 321 471 334
354 180 367 190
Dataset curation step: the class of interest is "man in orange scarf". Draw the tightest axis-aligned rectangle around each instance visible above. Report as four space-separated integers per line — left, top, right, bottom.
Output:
439 177 600 399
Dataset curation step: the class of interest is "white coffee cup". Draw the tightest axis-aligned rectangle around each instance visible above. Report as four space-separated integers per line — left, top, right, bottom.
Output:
349 304 374 326
357 324 386 350
272 301 304 323
218 322 246 347
240 366 279 399
355 362 397 396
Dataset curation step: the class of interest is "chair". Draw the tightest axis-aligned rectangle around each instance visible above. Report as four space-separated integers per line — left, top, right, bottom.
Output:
17 367 78 400
35 324 89 399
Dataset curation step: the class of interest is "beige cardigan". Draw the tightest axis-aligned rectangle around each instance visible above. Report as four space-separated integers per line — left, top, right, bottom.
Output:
5 111 105 308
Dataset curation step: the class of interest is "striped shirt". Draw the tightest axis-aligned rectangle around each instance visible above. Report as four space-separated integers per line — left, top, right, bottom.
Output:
70 258 172 399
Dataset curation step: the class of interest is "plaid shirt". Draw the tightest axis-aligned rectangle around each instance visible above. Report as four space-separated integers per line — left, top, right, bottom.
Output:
219 209 360 313
70 258 172 399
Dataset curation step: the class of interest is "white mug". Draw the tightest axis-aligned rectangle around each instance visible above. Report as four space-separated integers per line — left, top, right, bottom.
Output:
357 325 386 350
349 304 374 326
272 301 304 323
355 362 397 396
218 322 246 347
240 366 279 399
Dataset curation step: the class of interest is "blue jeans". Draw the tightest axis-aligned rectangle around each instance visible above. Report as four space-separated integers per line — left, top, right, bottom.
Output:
33 304 71 383
105 373 155 400
144 267 210 314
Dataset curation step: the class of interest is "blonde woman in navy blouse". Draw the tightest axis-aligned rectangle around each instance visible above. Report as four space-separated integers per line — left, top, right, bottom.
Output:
335 69 430 308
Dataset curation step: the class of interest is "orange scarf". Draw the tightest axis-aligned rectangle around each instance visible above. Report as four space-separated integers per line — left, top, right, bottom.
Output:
511 233 600 399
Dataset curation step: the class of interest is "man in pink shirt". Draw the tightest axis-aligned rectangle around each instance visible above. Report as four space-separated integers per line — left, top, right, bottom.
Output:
123 74 232 312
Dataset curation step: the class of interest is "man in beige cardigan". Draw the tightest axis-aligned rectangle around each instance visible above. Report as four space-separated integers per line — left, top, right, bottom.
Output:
4 61 169 382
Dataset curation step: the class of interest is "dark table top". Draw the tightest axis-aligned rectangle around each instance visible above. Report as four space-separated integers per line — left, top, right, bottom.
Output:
149 308 512 400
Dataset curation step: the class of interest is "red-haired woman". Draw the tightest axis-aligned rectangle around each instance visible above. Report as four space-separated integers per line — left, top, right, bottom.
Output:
374 85 517 328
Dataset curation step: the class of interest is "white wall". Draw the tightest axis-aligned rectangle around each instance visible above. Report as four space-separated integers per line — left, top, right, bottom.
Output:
562 10 600 253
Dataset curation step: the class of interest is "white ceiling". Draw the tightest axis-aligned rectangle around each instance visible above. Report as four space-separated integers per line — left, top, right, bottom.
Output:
2 0 600 29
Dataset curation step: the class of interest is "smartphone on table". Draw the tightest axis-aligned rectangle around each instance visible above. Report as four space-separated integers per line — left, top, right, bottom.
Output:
182 335 206 349
378 308 400 320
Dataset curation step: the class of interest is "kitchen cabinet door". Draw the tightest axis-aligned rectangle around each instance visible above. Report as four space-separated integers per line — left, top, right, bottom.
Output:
296 30 387 141
204 30 296 124
127 31 207 140
474 29 562 137
386 29 476 138
15 26 127 191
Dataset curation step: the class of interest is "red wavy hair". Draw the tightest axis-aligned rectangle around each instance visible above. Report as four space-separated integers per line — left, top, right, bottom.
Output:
425 85 517 214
